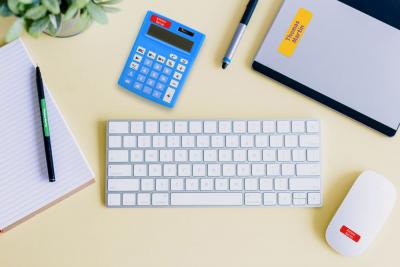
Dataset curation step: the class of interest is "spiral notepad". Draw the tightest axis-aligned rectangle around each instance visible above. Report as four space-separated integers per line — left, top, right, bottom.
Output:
0 39 95 232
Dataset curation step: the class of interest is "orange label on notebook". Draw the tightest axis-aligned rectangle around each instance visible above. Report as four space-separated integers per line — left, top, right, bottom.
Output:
278 8 313 57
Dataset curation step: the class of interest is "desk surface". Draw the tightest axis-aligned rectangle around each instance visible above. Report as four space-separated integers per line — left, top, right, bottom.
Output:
1 1 399 266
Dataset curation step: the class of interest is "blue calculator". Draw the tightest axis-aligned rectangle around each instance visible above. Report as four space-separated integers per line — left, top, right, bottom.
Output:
118 11 205 108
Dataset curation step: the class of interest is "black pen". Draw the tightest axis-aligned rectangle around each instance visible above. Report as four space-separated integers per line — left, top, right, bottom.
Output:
222 0 259 69
36 66 56 182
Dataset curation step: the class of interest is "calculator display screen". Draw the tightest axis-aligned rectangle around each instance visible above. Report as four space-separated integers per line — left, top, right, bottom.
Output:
147 24 194 53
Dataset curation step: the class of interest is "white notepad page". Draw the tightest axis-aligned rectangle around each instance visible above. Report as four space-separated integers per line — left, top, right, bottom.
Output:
0 39 94 232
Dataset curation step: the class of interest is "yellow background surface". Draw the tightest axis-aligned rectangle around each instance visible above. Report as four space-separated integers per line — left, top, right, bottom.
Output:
1 1 399 266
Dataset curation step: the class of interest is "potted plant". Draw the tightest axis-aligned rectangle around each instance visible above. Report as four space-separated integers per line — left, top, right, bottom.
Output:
0 0 121 42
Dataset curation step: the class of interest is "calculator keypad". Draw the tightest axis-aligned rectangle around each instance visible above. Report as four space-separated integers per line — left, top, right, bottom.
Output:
126 45 190 105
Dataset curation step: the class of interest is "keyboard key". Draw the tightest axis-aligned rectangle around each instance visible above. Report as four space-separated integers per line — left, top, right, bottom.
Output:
296 163 320 176
133 164 147 176
175 121 188 133
226 135 239 147
177 64 186 72
208 164 221 176
145 150 158 162
138 136 151 147
307 149 320 161
262 149 276 161
248 121 261 133
292 121 305 133
171 193 243 206
306 121 320 133
237 164 250 176
233 121 246 133
186 179 199 190
293 198 306 206
163 67 172 75
153 136 166 147
285 135 298 147
278 149 291 162
147 50 156 59
292 149 306 161
108 165 132 176
270 135 283 147
131 150 144 162
245 178 258 190
159 74 168 83
108 194 121 206
156 179 169 191
248 149 261 161
204 149 217 161
109 136 122 148
108 150 129 162
215 179 229 190
263 193 277 205
263 121 276 133
230 179 243 190
245 193 262 205
123 193 136 206
300 135 320 147
277 121 290 133
219 150 232 162
171 178 184 191
222 164 235 176
189 121 202 133
252 164 265 176
201 179 214 191
154 63 162 71
255 135 269 147
274 178 288 190
234 149 246 161
137 193 151 205
241 135 254 147
131 121 144 133
152 193 169 205
189 150 203 162
141 179 154 191
109 121 129 133
197 136 210 147
219 121 231 133
260 179 273 191
150 71 159 79
266 164 280 176
160 150 173 162
175 150 188 162
282 164 295 176
123 136 136 148
160 121 173 133
108 179 139 191
193 164 206 176
149 164 162 176
163 164 177 176
278 193 292 205
182 136 195 147
290 178 320 191
308 192 321 205
204 121 217 133
167 136 180 147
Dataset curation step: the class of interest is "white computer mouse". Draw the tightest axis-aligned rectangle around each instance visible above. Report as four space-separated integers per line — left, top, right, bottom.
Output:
326 171 396 256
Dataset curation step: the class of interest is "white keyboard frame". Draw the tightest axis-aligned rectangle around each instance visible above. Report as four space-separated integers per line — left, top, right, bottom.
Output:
106 120 322 208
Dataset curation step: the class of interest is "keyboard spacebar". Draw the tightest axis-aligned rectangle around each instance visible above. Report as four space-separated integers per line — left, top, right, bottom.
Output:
171 193 243 206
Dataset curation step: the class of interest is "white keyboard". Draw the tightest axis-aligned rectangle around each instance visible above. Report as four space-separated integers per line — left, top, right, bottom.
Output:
106 120 322 207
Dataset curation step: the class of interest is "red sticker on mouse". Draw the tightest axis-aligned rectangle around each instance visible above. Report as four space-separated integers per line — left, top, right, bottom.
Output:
340 225 361 242
150 15 171 28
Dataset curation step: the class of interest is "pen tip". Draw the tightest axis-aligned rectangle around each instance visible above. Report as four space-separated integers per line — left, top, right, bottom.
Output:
222 62 228 69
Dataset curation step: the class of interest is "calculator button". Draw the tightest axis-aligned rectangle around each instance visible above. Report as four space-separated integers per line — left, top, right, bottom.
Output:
143 86 152 94
137 74 146 82
166 59 176 68
140 67 150 74
156 83 165 91
170 53 178 60
127 70 134 77
180 58 188 64
134 82 143 90
136 46 146 55
156 55 166 64
150 71 159 79
170 79 179 88
177 64 186 72
152 90 162 99
163 87 176 103
124 78 132 85
173 72 182 80
130 62 139 70
133 54 142 62
148 51 156 59
159 75 168 83
144 58 153 67
146 79 156 87
154 63 162 71
163 67 172 75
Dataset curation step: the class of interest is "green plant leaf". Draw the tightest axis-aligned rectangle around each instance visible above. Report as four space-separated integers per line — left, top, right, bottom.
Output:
7 0 20 14
76 0 89 9
96 0 123 5
63 3 78 20
18 0 33 4
101 5 118 13
24 5 47 19
0 2 12 16
86 2 107 24
47 13 61 36
42 0 59 14
28 15 49 37
5 17 25 42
